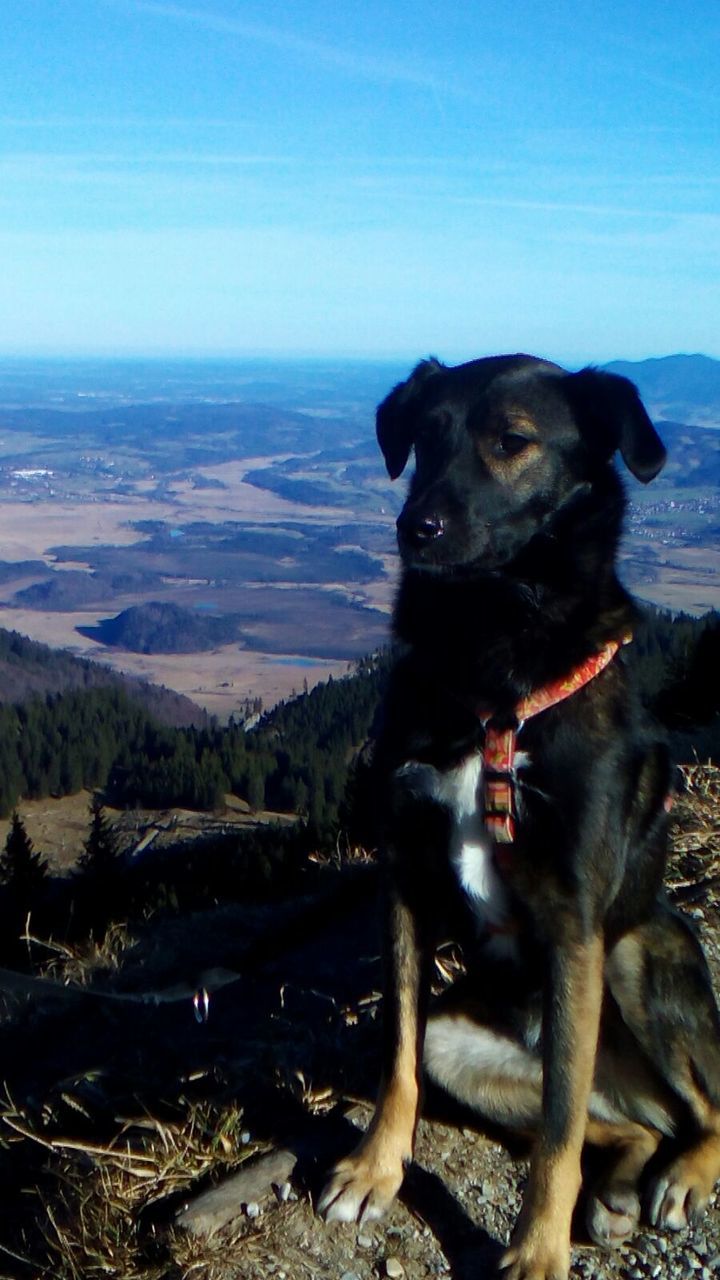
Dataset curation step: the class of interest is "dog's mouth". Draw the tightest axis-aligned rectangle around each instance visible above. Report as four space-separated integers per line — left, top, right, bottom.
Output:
396 481 596 578
397 538 505 578
396 509 527 576
396 509 492 574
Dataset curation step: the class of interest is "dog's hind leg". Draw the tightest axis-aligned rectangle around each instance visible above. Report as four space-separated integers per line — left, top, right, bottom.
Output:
583 1119 662 1247
582 981 681 1247
606 905 720 1232
424 996 666 1249
423 1002 544 1130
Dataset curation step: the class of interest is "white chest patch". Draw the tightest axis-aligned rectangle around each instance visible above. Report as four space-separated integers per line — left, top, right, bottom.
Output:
396 753 509 928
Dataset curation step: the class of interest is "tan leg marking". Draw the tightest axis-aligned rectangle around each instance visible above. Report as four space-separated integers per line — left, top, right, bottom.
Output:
318 1074 418 1224
319 896 424 1223
501 934 604 1280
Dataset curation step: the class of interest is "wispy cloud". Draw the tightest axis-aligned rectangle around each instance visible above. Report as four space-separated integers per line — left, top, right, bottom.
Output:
119 0 453 94
0 115 252 130
0 151 297 170
600 30 720 109
451 195 692 220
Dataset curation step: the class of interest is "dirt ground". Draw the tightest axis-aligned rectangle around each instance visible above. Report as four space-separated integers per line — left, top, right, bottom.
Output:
0 790 98 873
1 769 720 1279
0 790 296 874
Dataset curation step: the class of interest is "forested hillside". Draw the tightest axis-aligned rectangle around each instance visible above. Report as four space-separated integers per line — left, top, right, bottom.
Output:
113 652 387 827
0 641 387 829
0 609 719 832
0 626 207 725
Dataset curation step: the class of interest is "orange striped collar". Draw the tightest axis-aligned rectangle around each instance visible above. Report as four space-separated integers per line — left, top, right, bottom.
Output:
479 633 632 846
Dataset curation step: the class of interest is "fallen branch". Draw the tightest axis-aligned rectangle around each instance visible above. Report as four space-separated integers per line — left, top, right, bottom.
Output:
175 1148 297 1237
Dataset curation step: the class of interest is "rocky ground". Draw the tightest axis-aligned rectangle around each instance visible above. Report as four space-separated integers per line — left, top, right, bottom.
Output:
1 766 720 1279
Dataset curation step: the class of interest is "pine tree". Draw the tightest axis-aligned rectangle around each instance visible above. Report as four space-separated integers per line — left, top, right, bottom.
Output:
245 761 266 812
77 796 122 878
0 812 49 904
72 796 128 938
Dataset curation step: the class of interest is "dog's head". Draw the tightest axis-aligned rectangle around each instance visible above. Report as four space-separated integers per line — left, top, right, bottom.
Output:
377 354 665 573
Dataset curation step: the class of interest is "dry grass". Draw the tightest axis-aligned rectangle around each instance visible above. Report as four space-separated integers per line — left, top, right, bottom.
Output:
34 921 138 987
0 1091 259 1279
2 767 720 1280
0 791 97 876
667 764 720 902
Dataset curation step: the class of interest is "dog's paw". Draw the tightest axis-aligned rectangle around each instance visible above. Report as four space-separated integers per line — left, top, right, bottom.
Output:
317 1150 405 1225
586 1179 640 1248
648 1155 715 1232
500 1221 570 1280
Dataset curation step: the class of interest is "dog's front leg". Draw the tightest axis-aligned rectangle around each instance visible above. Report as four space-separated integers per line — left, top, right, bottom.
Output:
502 932 604 1280
319 880 432 1224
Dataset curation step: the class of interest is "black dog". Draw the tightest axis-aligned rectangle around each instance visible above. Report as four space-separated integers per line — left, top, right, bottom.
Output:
319 355 720 1280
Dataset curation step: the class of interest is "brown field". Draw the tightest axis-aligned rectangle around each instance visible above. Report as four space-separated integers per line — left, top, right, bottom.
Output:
624 540 720 615
0 457 359 565
1 470 718 719
0 605 351 714
0 790 97 873
0 497 175 561
164 460 350 524
0 461 389 712
0 789 297 874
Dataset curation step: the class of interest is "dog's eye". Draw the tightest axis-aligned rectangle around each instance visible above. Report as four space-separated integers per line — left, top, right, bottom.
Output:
496 432 531 459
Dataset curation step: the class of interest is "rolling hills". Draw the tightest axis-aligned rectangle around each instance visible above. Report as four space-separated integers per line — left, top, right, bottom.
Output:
604 353 720 426
0 353 718 715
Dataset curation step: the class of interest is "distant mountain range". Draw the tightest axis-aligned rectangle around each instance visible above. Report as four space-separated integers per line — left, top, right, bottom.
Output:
653 421 720 488
603 354 720 427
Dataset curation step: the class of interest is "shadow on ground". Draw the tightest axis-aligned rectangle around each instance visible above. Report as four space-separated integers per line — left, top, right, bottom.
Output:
0 863 515 1278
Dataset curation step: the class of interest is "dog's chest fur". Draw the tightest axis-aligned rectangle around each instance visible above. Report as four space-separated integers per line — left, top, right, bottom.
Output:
397 752 522 930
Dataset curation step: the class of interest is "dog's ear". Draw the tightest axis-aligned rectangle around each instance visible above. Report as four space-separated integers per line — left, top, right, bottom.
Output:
376 357 445 479
564 367 666 483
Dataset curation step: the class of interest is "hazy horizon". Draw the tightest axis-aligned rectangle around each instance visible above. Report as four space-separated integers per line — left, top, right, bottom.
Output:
0 349 717 368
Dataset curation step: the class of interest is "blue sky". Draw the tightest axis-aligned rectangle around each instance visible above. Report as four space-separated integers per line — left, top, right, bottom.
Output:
1 0 719 361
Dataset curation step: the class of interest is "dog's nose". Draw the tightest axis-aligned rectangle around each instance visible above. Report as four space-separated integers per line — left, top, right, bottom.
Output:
397 511 445 547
